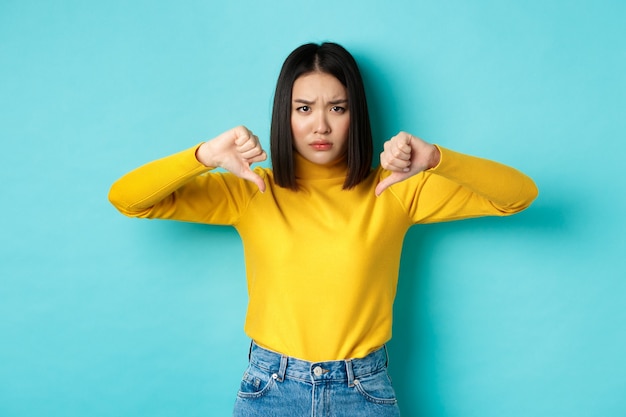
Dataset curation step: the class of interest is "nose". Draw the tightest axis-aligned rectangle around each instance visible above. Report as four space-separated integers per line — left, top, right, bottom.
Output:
314 111 331 134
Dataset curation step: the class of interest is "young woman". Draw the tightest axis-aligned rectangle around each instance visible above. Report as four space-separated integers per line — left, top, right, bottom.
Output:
109 42 538 416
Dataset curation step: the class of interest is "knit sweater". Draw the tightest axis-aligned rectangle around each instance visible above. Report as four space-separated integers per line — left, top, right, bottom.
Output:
109 144 537 361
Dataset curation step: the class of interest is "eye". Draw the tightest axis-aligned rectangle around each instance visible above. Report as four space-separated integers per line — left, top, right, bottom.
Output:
296 105 311 113
331 106 346 113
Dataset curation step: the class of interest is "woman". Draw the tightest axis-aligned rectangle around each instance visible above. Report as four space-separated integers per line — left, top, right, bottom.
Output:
109 42 538 416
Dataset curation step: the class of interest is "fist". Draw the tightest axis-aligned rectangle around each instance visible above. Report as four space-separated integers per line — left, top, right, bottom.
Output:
375 132 440 196
196 126 268 192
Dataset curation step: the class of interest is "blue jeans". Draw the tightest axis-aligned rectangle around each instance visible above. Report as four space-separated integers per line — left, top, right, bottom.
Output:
233 342 400 417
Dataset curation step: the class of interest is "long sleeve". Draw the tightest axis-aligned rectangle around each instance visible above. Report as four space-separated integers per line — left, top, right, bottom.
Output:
108 144 209 217
108 144 262 224
385 146 538 223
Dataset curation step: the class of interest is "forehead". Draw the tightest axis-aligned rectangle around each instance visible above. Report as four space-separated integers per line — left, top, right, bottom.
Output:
292 72 347 98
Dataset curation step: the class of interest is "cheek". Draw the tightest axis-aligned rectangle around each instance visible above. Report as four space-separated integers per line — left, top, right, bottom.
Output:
290 116 306 139
338 118 350 140
290 118 309 153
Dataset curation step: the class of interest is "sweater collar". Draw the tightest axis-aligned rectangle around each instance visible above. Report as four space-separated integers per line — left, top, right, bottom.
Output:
294 152 348 180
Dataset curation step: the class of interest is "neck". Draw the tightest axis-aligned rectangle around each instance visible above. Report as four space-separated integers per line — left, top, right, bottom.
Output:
294 152 348 180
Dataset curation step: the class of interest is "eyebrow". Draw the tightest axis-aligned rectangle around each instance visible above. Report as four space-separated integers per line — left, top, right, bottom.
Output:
293 98 348 105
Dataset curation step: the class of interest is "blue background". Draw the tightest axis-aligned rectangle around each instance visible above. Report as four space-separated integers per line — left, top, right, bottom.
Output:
1 1 625 416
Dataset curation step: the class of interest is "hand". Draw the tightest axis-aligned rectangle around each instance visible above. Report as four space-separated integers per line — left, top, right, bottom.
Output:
375 132 440 196
196 126 268 192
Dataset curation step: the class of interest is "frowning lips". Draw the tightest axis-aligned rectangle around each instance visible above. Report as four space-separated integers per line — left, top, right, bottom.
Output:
310 140 332 151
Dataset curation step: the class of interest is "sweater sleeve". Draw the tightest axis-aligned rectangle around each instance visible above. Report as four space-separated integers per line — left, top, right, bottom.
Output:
108 144 262 225
387 146 538 224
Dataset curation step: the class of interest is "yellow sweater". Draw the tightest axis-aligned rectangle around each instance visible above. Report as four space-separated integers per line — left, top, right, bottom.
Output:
109 145 537 361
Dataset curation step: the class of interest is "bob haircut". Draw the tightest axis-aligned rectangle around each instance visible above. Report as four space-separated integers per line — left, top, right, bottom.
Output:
270 42 373 190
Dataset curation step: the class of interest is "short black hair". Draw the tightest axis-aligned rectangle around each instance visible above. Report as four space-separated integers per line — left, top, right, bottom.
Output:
270 42 373 190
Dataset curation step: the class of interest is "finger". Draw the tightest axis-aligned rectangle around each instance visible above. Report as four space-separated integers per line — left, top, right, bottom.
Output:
388 132 411 149
385 158 411 172
244 150 268 163
231 126 252 142
375 178 392 196
382 137 411 164
399 132 413 146
235 130 255 146
236 134 259 151
239 143 264 159
391 136 412 157
239 133 266 158
240 167 266 193
391 144 411 160
375 174 400 196
375 172 411 196
381 152 410 172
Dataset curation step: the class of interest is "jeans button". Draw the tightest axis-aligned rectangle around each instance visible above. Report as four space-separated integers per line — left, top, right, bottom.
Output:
313 366 323 376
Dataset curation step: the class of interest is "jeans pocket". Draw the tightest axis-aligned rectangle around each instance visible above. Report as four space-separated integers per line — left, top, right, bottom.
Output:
353 370 398 405
236 365 277 399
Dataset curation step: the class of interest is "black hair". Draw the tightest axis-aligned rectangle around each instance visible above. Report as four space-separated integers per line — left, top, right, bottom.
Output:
270 42 373 190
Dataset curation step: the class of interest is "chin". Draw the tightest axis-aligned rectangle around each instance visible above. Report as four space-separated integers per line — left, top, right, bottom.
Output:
311 154 340 165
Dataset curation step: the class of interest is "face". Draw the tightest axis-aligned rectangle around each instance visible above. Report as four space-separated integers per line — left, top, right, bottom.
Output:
291 72 350 165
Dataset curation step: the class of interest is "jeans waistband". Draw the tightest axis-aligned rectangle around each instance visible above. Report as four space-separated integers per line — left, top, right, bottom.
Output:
248 341 389 386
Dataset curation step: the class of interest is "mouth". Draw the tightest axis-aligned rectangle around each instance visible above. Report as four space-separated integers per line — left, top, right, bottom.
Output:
310 141 333 151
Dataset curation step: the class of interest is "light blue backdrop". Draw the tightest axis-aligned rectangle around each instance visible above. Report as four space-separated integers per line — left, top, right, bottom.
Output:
1 1 624 416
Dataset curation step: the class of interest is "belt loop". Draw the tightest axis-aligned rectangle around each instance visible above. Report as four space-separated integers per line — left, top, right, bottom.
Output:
345 359 355 387
276 354 288 382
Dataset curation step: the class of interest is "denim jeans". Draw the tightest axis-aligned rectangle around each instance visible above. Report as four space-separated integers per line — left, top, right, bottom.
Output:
233 342 400 417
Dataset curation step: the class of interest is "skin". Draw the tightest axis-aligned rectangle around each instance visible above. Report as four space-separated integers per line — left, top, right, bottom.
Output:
375 131 441 196
290 72 350 166
196 125 268 192
195 72 440 195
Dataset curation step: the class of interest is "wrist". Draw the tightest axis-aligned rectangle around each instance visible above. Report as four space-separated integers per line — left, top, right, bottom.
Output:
429 145 441 169
195 141 218 167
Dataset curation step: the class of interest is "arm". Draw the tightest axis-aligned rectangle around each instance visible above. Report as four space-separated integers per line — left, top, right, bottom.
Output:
375 132 538 222
108 126 267 219
426 146 538 214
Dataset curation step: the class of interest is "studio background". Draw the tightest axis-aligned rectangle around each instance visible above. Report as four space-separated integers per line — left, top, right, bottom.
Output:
1 1 624 416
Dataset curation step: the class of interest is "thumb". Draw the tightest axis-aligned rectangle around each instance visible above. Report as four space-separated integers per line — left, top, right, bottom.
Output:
239 164 266 193
375 172 409 196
